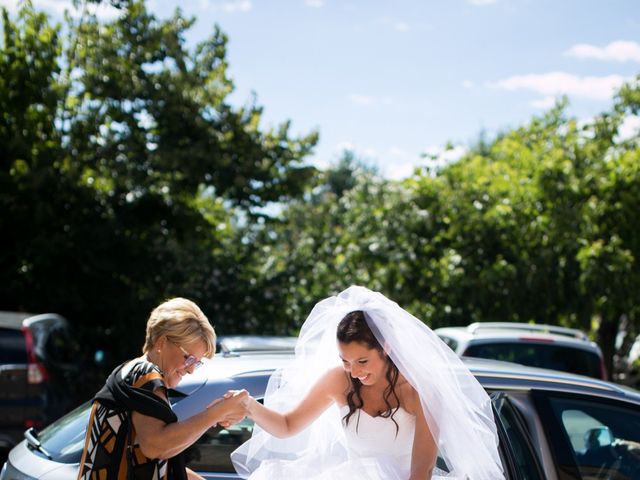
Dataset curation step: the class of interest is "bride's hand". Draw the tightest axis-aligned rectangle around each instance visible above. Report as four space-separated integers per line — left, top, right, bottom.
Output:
207 390 249 427
223 389 251 407
223 389 260 419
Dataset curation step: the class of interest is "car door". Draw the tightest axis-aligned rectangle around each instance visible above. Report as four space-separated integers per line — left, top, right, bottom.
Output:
183 416 254 479
492 392 546 480
0 328 28 441
532 391 640 480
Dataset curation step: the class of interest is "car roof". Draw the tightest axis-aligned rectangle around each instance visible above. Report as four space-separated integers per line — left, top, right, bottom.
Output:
0 311 68 330
435 325 600 351
0 311 34 329
174 351 640 405
216 335 297 355
463 357 638 400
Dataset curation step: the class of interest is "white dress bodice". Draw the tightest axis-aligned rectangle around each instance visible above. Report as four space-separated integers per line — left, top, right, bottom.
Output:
340 405 416 477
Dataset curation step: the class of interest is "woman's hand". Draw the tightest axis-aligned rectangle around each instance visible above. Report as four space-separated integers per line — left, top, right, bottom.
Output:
207 390 249 427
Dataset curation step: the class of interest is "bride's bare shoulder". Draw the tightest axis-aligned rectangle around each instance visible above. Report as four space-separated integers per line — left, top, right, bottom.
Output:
397 375 421 414
318 366 350 396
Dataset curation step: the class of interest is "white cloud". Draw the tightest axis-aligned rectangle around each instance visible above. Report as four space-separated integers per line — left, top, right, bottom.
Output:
0 0 20 14
462 80 475 89
198 0 252 13
530 96 557 109
490 72 629 101
381 147 421 180
1 0 121 19
617 115 640 141
423 145 468 169
305 0 324 7
565 41 640 63
85 2 122 20
334 141 356 153
221 0 252 13
467 0 498 5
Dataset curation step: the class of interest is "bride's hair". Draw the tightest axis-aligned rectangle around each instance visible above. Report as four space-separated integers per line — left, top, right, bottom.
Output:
337 310 400 435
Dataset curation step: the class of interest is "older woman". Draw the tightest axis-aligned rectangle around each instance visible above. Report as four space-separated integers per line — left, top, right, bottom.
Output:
78 297 247 480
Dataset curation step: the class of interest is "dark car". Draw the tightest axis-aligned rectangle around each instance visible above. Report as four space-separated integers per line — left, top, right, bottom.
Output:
0 311 83 462
2 353 640 480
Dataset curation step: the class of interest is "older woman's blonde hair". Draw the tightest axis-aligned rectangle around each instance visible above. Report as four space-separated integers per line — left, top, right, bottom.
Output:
143 297 216 358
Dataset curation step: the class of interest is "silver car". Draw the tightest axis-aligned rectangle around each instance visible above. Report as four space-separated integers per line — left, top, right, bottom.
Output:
436 322 608 380
2 352 640 480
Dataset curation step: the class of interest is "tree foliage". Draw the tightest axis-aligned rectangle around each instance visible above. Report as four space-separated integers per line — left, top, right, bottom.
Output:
0 1 317 362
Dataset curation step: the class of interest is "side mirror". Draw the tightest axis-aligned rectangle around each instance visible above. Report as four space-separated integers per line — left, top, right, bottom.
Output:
584 426 615 449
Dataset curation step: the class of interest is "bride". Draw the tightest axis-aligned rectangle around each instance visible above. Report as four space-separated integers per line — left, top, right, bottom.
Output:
231 286 505 479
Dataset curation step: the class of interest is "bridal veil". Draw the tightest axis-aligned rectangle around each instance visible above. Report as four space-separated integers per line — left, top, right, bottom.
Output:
232 286 505 479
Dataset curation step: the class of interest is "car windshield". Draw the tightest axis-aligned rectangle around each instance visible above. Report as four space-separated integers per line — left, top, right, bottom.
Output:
36 402 92 463
36 392 189 463
463 342 601 378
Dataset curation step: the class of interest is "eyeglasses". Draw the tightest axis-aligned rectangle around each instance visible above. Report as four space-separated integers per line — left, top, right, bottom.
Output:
173 342 204 370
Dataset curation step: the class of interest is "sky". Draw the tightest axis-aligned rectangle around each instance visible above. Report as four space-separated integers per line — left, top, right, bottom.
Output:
3 0 640 178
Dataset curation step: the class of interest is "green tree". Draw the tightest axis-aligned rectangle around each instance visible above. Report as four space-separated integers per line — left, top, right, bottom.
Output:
0 1 318 362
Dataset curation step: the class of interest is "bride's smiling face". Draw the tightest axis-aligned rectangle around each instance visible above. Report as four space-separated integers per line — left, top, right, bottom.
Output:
338 341 387 386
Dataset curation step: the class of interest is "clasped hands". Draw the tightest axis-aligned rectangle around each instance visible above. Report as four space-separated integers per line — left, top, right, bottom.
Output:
207 389 252 429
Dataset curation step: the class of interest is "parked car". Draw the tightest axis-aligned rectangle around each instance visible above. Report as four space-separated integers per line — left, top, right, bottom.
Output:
216 335 297 356
435 322 608 380
614 332 640 387
3 352 640 480
0 311 83 463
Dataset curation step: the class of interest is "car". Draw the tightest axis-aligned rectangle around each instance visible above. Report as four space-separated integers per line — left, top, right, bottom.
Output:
614 332 640 387
216 335 297 356
0 311 84 464
3 352 640 480
435 322 608 380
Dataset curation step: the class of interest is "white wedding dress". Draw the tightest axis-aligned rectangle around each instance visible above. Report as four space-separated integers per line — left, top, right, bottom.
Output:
244 406 453 480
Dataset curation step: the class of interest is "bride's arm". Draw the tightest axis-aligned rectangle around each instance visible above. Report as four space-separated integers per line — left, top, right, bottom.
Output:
245 366 345 438
409 390 437 480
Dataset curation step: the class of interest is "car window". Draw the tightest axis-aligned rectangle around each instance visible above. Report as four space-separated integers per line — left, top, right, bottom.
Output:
37 402 92 463
43 325 82 365
0 328 27 364
184 415 255 473
492 394 544 480
542 395 640 480
463 343 601 378
437 335 458 352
